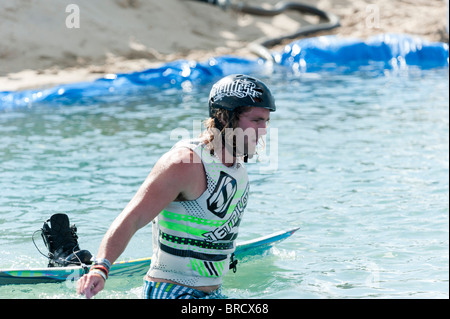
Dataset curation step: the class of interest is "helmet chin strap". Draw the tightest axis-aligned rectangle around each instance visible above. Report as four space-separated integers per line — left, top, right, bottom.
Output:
213 116 226 132
213 114 249 163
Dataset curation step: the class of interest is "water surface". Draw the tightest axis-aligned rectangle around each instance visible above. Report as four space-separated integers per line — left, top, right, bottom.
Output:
0 68 448 299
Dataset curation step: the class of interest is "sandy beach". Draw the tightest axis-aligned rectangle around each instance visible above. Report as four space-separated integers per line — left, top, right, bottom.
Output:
0 0 448 92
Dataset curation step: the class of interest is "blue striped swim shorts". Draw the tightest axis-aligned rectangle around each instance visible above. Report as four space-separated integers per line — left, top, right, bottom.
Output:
142 280 223 299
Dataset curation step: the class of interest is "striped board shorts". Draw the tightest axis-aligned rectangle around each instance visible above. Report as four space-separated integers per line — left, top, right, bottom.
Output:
142 280 223 299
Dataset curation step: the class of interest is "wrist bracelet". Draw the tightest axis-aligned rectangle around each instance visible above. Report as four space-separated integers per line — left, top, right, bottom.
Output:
90 269 107 281
94 258 112 270
90 265 109 279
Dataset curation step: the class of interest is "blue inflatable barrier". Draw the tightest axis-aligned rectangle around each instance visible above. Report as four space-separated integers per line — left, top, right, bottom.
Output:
0 56 264 109
275 34 449 73
1 34 448 109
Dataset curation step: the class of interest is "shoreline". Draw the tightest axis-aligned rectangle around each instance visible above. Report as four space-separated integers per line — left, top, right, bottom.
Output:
1 0 448 92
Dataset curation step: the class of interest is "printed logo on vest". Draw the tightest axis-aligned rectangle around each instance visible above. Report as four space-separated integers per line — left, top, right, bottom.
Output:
207 171 237 218
203 183 249 242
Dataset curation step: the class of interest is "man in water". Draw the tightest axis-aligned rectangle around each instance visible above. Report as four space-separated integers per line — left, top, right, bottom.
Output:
77 74 276 299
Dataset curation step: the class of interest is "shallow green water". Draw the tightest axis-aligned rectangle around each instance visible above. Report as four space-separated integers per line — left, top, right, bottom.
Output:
0 68 448 299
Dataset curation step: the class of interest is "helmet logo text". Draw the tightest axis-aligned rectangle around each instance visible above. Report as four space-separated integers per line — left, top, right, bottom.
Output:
212 79 262 103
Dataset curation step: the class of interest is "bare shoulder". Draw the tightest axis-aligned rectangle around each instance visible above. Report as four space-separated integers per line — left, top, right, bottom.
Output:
150 146 206 200
157 146 202 173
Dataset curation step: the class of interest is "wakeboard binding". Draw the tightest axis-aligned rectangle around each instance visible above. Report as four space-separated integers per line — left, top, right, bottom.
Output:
41 213 92 267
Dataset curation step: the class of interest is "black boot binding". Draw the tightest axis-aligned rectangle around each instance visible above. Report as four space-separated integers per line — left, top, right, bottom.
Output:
40 213 92 267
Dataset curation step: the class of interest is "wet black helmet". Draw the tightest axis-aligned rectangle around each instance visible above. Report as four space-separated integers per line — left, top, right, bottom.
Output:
208 74 276 117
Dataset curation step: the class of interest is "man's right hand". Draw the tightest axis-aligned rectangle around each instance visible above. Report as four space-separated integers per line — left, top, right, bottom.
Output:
76 272 106 299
